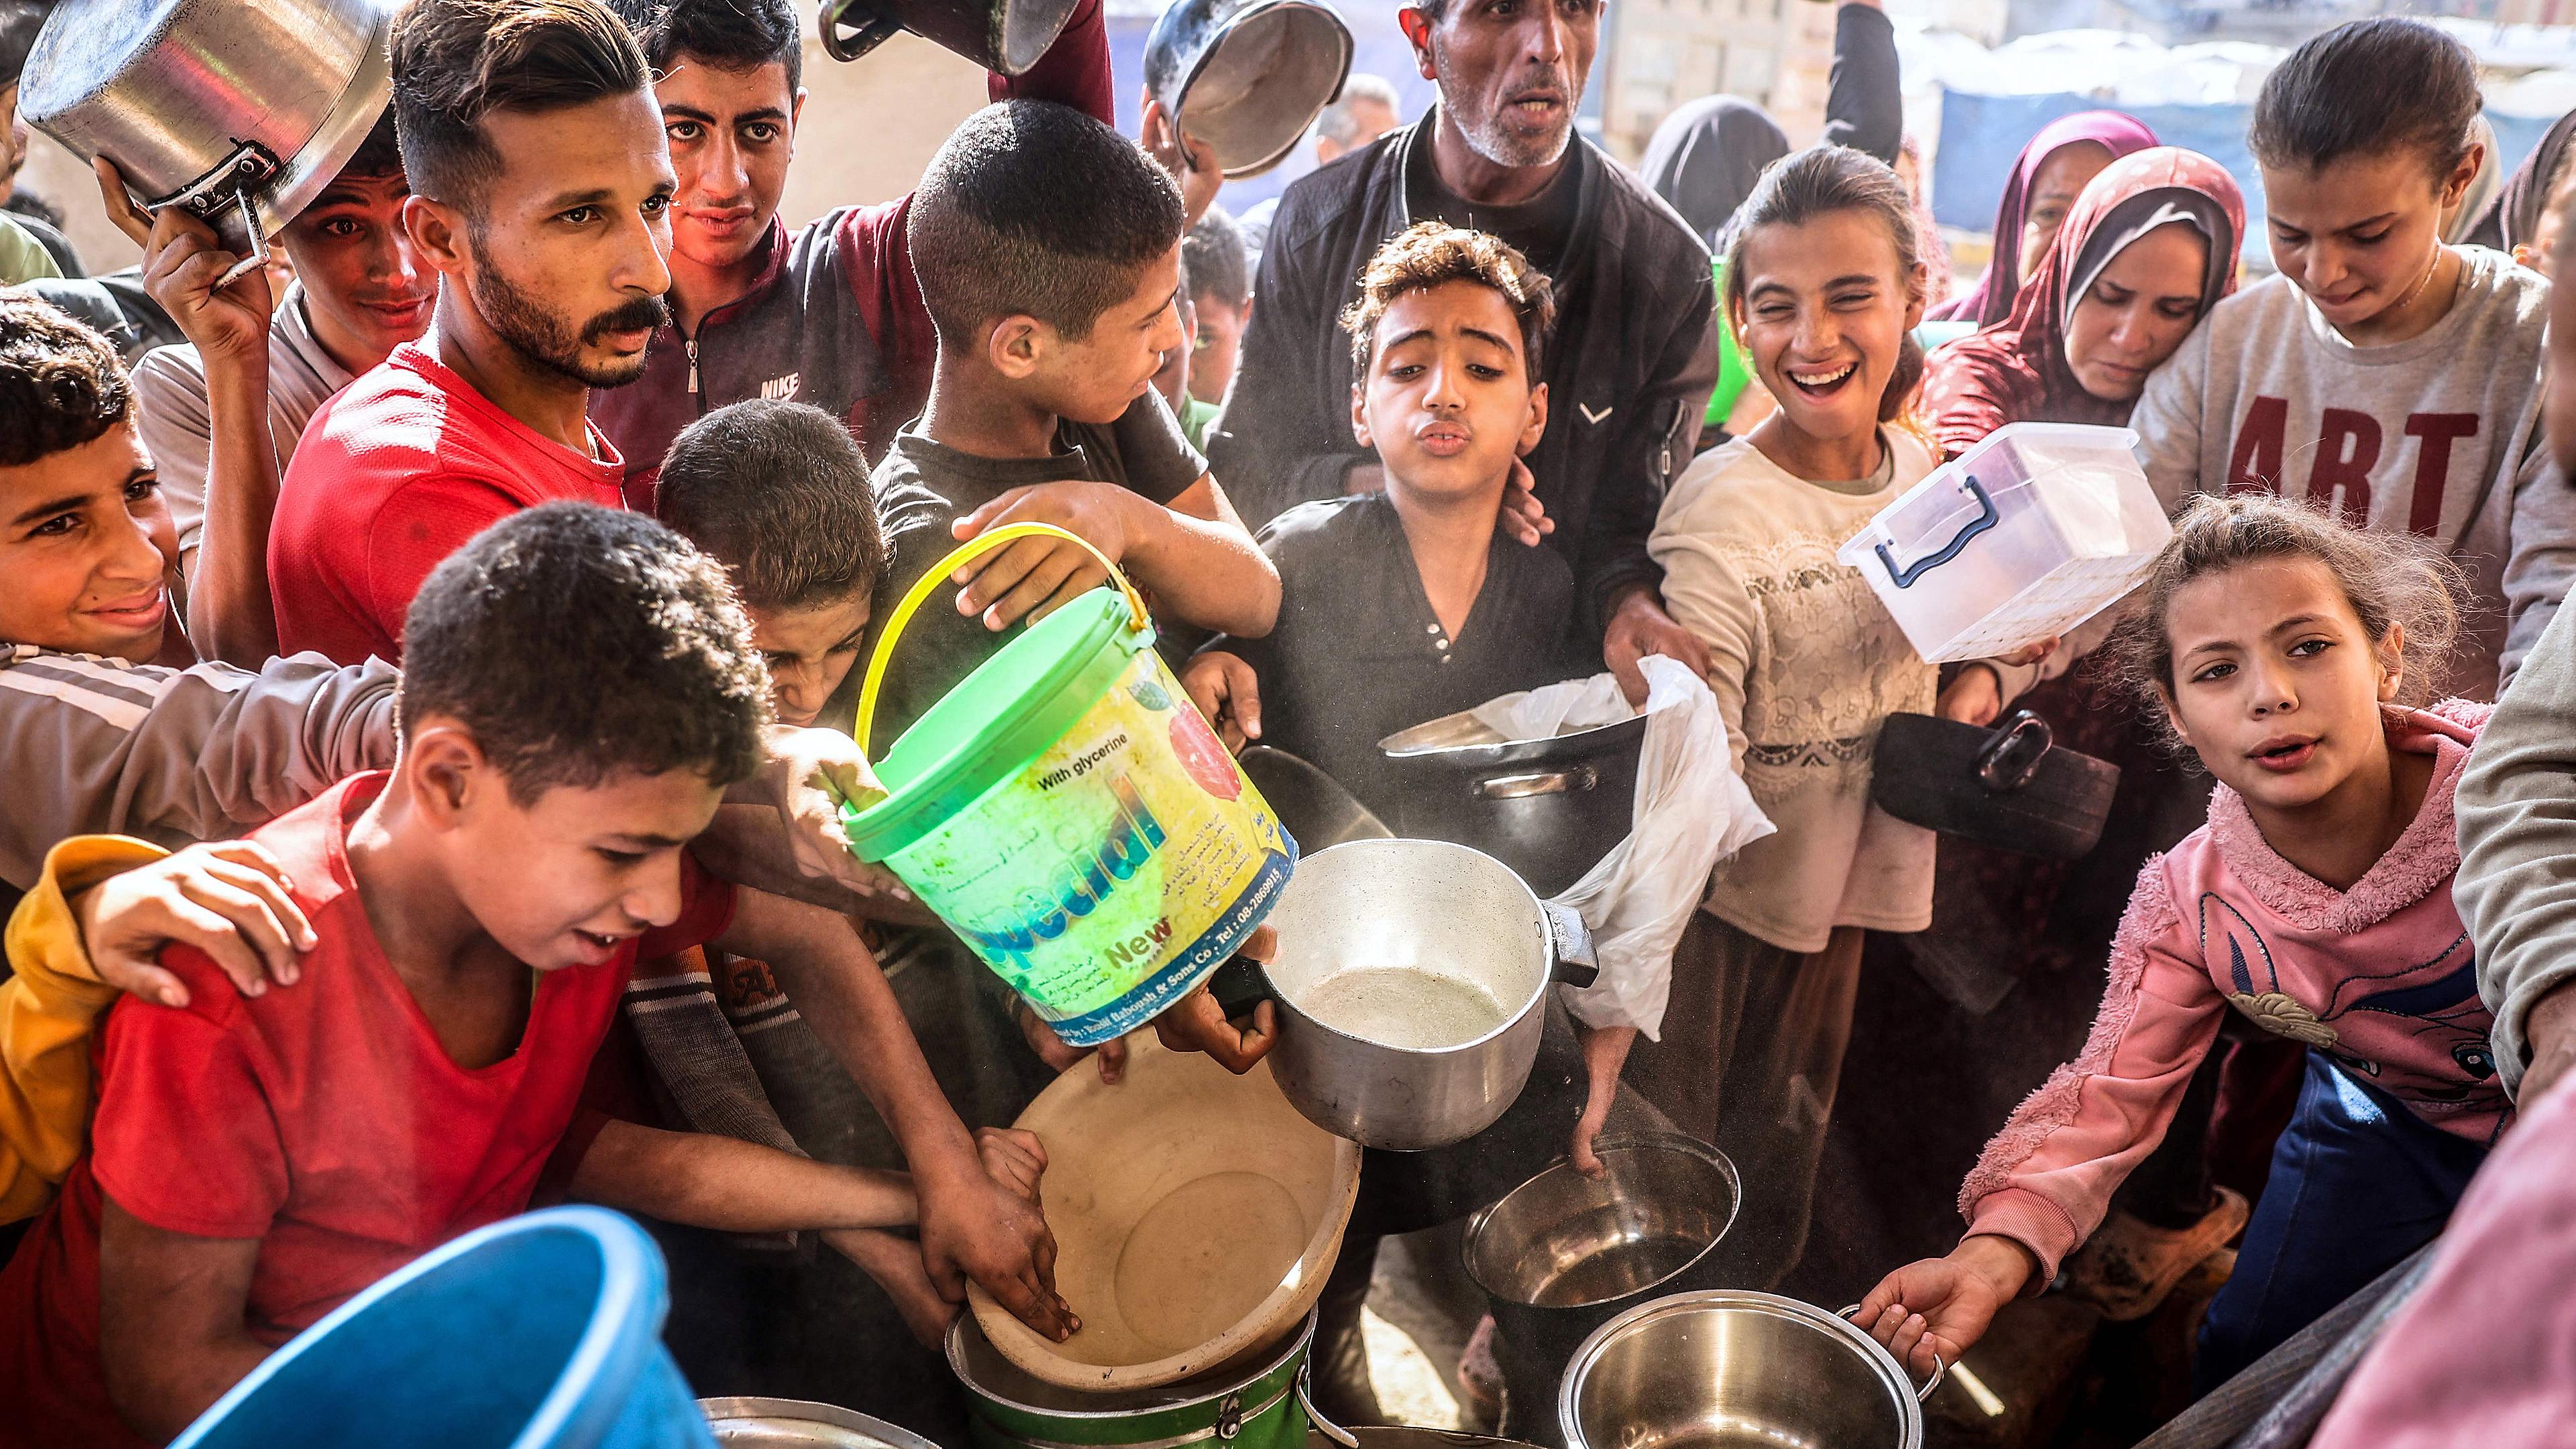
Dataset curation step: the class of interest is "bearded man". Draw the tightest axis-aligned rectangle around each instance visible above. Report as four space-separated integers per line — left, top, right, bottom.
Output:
264 0 682 665
1206 0 1723 704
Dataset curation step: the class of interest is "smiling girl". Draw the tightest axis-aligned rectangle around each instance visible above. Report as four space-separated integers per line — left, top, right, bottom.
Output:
1857 494 2506 1392
1633 146 2027 1287
2131 17 2573 700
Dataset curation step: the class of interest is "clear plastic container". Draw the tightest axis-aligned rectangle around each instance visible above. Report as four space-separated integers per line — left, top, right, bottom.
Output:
1838 423 2170 663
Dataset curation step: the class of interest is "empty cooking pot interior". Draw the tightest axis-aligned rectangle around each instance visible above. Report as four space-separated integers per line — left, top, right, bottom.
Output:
1466 1136 1739 1308
1262 840 1549 1049
1566 1297 1911 1449
1181 3 1352 174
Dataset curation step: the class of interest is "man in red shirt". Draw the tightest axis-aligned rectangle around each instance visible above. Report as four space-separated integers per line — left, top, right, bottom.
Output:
0 505 1068 1446
265 0 676 665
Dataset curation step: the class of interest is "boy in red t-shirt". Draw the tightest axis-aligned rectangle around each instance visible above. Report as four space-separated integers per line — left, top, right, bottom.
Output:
0 504 1067 1446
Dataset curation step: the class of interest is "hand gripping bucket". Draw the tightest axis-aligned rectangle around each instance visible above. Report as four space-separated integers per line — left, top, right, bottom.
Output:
842 523 1297 1046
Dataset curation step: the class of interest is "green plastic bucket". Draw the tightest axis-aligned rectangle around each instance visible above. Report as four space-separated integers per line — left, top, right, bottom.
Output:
948 1309 1316 1449
843 523 1297 1047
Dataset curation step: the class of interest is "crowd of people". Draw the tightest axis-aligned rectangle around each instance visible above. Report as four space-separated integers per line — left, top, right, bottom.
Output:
2 0 2576 1441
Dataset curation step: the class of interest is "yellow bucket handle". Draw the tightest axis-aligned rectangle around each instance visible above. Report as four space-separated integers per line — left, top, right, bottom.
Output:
854 521 1151 759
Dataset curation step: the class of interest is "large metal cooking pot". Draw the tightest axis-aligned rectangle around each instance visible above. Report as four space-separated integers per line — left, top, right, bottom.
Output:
1558 1292 1943 1449
1465 1134 1742 1394
23 0 397 284
1378 710 1645 899
818 0 1081 73
1144 0 1353 178
1259 839 1595 1152
700 1396 944 1448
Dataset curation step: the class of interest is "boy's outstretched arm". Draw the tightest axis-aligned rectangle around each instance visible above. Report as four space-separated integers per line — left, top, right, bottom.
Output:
97 1199 270 1442
712 888 1078 1342
566 1120 916 1233
949 474 1281 639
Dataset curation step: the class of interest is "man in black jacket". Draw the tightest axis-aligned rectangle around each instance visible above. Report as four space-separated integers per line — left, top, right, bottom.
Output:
1211 0 1726 702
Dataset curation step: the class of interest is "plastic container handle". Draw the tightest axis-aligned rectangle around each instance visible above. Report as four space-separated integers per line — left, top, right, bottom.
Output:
852 521 1150 760
1875 475 1998 589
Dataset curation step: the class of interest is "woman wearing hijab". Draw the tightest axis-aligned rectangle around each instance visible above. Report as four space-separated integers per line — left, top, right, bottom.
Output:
1923 148 2246 458
1929 110 2159 326
2464 107 2576 257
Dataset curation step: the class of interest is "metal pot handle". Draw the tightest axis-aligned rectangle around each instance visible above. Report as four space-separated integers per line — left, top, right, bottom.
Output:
1837 1304 1948 1402
150 144 276 290
818 0 904 60
1474 765 1597 800
1974 709 2053 794
1543 900 1598 988
1296 1358 1360 1448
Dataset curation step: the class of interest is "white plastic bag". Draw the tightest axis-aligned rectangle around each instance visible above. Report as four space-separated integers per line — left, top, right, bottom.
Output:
1469 655 1774 1039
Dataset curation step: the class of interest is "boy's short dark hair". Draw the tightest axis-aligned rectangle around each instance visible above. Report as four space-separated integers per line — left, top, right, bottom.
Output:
657 399 886 612
0 295 133 468
1183 205 1248 312
908 101 1185 350
338 110 407 183
608 0 802 95
392 0 650 213
1340 223 1554 377
2248 17 2479 180
398 502 771 800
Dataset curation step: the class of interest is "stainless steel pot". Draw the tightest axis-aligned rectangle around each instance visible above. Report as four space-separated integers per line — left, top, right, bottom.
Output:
23 0 397 283
1465 1134 1742 1387
1144 0 1353 178
1379 709 1646 899
700 1396 945 1449
1558 1292 1943 1449
818 0 1080 74
1258 839 1595 1152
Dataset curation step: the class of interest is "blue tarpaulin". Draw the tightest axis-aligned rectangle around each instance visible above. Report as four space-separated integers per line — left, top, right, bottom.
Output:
1931 91 2557 259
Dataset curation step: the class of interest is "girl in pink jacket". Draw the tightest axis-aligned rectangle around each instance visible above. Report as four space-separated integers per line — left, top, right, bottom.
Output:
1858 492 2504 1391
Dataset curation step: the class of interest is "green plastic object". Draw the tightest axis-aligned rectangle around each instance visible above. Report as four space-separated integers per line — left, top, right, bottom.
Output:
1704 255 1750 429
841 526 1295 1048
949 1311 1316 1449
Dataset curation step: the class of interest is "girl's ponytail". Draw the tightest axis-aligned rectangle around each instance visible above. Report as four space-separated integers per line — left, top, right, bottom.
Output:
1721 145 1927 425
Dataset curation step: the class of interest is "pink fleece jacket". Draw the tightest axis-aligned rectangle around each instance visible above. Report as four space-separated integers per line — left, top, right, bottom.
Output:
1961 702 2508 1279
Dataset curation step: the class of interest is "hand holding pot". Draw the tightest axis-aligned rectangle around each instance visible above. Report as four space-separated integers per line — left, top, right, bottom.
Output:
95 157 272 368
1150 923 1282 1073
1854 1234 2037 1377
1140 93 1222 227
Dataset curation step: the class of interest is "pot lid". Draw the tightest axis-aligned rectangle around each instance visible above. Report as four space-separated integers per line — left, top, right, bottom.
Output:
1379 706 1648 771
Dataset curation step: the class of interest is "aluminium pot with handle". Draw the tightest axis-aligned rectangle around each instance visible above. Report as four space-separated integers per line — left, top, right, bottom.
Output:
1558 1291 1945 1449
1258 839 1595 1152
23 0 398 286
1377 710 1646 900
1870 708 2122 861
818 0 1081 72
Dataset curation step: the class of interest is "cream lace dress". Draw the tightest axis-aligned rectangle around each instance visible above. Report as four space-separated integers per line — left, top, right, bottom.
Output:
1648 429 1941 952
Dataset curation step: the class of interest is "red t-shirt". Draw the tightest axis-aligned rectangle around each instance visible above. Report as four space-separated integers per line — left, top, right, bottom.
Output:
267 342 627 666
0 772 733 1447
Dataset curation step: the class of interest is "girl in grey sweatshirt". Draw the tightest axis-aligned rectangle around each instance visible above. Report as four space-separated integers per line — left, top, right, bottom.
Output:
2129 17 2576 699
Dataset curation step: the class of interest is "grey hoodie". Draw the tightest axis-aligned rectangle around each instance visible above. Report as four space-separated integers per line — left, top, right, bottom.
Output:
0 645 395 890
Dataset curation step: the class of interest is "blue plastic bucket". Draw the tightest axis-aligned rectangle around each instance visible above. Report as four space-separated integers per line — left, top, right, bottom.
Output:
170 1207 714 1449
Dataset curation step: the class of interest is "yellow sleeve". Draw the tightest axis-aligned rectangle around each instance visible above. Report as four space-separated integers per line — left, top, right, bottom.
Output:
0 836 170 1222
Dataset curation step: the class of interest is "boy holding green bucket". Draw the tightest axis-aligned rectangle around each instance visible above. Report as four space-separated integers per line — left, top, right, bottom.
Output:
853 100 1290 1078
0 506 1071 1444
